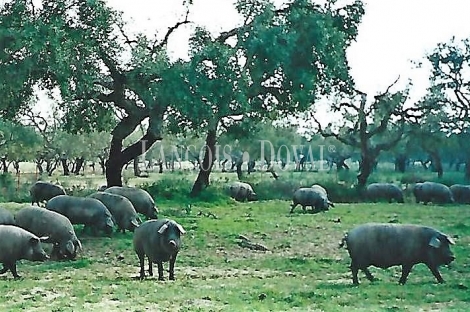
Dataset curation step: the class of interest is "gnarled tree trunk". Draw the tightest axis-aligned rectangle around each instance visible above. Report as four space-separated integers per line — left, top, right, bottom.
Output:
465 157 470 180
190 129 217 197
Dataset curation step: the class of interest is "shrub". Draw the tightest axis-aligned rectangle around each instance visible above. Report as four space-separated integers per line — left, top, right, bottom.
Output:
141 177 231 206
0 173 30 203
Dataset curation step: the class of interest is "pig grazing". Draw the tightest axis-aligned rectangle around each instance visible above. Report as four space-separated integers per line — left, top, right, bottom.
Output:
0 207 15 225
133 219 186 280
88 192 141 233
46 195 115 235
365 183 404 203
104 186 158 219
449 184 470 204
30 181 66 206
340 223 455 285
311 184 335 207
0 225 49 278
413 182 454 204
290 187 333 213
229 181 257 202
15 206 82 260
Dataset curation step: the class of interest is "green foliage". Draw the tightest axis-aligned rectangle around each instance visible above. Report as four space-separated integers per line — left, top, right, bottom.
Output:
0 120 42 163
141 177 231 207
424 37 470 132
0 173 30 203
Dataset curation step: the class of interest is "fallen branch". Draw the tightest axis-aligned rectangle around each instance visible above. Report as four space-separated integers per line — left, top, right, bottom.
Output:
237 235 269 251
197 211 218 219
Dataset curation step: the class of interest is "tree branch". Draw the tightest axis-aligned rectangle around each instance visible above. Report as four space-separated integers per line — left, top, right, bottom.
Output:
150 10 191 54
311 114 360 147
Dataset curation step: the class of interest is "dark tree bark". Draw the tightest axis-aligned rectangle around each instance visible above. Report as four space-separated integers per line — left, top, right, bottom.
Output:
12 160 20 174
60 155 70 176
36 158 44 175
221 159 228 172
191 129 217 197
428 151 443 178
235 159 243 180
465 157 470 180
74 157 85 175
133 157 141 177
1 156 7 173
247 160 255 174
106 131 159 186
357 152 378 188
98 156 106 175
394 154 407 173
46 158 58 176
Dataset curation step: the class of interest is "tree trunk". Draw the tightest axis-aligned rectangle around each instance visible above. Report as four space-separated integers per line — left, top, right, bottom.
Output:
429 151 443 178
36 159 44 175
46 158 58 176
12 160 20 174
98 156 106 175
74 157 84 175
236 160 243 180
60 157 70 176
133 157 141 177
106 132 159 187
394 154 407 173
190 129 217 197
465 157 470 180
357 153 376 188
106 137 127 187
1 156 7 173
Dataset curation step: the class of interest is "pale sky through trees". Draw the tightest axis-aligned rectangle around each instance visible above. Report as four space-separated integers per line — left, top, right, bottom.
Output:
29 0 470 122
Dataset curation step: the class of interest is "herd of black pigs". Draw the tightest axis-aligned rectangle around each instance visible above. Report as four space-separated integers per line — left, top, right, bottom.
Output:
1 179 466 285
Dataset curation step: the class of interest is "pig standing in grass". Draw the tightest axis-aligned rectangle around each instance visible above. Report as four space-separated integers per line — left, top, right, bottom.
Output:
88 192 141 233
413 182 454 204
340 223 455 285
133 219 186 280
449 184 470 204
46 195 115 235
290 187 333 213
30 181 66 206
229 182 257 202
0 225 49 278
15 206 82 260
104 186 159 219
0 207 15 225
365 183 404 203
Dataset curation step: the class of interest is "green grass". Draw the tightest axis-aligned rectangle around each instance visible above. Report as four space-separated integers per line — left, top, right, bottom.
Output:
0 200 469 311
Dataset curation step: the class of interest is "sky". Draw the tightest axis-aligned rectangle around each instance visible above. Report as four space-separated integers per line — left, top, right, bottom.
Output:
30 0 470 120
109 0 470 95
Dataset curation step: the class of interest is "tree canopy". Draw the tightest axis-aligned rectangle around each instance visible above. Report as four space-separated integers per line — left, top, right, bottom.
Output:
0 0 365 189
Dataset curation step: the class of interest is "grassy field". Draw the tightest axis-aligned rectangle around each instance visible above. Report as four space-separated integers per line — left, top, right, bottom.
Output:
0 199 469 311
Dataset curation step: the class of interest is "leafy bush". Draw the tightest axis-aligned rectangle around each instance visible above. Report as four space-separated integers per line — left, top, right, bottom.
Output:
0 173 30 203
141 177 231 206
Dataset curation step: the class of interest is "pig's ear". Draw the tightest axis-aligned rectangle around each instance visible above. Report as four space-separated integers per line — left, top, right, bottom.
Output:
75 239 82 251
130 219 139 228
176 223 186 235
429 236 441 248
445 235 455 245
29 237 41 245
106 218 114 228
157 223 169 234
40 236 53 244
38 236 49 243
66 241 75 255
